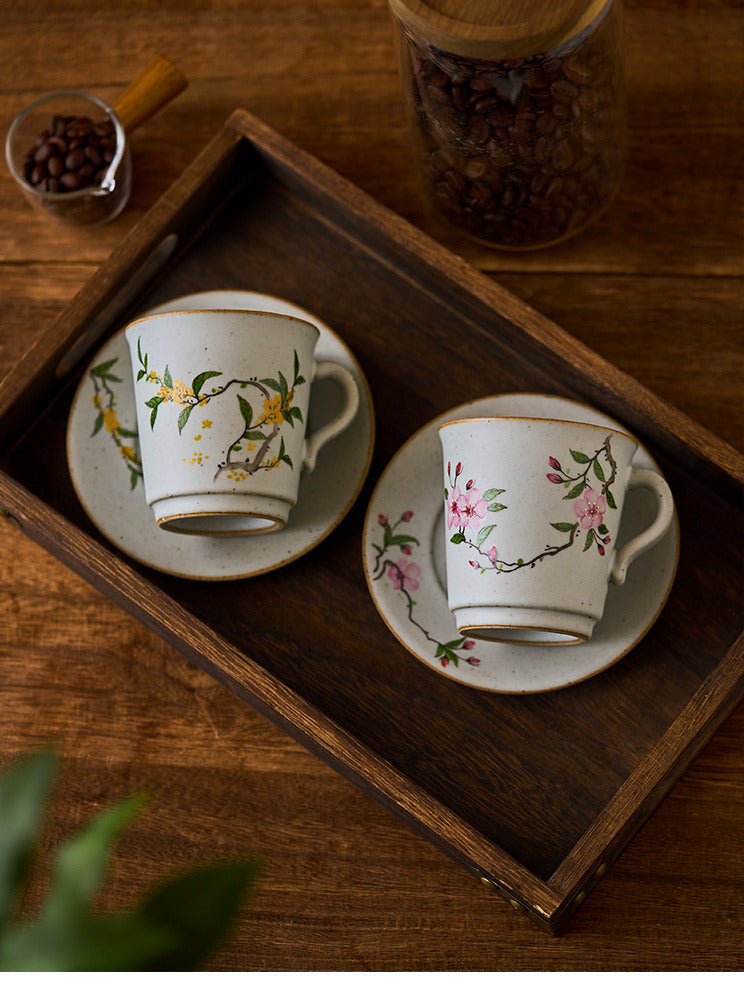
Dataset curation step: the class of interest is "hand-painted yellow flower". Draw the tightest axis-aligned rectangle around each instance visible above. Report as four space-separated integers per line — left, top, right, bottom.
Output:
103 408 121 433
262 395 284 424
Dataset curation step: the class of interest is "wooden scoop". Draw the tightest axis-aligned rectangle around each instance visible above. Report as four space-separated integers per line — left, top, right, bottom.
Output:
112 55 188 133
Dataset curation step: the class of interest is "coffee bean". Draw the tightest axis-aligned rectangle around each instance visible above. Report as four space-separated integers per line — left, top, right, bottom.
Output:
23 114 118 194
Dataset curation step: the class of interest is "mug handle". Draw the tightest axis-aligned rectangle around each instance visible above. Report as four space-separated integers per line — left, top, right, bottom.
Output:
301 362 360 472
610 467 675 586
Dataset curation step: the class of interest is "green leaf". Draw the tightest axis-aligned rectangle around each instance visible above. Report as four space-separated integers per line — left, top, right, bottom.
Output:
117 427 137 439
288 406 303 423
564 482 585 500
259 377 281 393
177 404 194 434
606 488 617 509
584 530 595 551
488 502 507 513
91 412 104 437
136 369 146 382
385 533 419 548
137 338 145 367
450 532 465 544
163 366 173 389
42 793 148 925
129 470 139 491
237 395 253 432
145 396 162 409
293 350 300 382
550 522 576 532
593 458 606 482
243 430 267 441
278 370 289 403
598 524 609 535
0 750 57 929
570 449 591 463
476 523 496 547
191 370 222 397
483 488 505 500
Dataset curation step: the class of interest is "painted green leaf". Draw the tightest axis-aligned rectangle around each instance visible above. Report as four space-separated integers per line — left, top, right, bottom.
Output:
243 430 267 441
584 530 595 551
450 532 465 544
237 395 253 432
483 488 505 500
259 377 281 393
91 412 104 437
476 523 496 546
163 366 173 389
570 449 590 463
564 482 585 500
386 533 419 548
278 370 289 403
606 488 617 509
177 405 193 434
129 470 139 491
593 458 606 482
488 502 507 513
191 370 222 396
550 521 576 532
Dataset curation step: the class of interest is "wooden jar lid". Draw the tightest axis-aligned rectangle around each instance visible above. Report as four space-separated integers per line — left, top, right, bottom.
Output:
388 0 609 59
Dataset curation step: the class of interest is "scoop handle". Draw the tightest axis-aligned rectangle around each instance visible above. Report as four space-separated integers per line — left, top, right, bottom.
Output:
112 55 187 133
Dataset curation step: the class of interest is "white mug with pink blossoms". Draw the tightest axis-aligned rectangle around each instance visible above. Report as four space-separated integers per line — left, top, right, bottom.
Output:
438 416 675 646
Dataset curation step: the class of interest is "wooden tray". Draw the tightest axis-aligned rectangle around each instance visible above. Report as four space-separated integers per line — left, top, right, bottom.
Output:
1 109 742 933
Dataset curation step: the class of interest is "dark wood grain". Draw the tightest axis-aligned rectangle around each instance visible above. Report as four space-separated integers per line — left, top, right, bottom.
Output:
0 0 742 970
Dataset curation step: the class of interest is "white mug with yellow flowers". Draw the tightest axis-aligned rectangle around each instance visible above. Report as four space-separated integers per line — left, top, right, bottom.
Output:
125 309 359 536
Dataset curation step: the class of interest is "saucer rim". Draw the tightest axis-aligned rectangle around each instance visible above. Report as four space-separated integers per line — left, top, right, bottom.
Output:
66 290 375 581
362 392 680 694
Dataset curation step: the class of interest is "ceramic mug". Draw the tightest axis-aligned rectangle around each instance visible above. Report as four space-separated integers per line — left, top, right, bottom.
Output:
125 308 359 535
438 416 675 645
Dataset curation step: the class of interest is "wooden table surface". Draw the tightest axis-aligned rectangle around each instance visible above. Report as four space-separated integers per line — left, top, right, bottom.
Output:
1 0 742 972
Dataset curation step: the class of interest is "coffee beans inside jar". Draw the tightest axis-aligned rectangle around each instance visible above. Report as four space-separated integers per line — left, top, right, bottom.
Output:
23 114 117 194
391 0 626 249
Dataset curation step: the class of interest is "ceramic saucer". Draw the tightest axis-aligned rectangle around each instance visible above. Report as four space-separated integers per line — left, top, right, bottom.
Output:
67 290 375 580
363 394 679 693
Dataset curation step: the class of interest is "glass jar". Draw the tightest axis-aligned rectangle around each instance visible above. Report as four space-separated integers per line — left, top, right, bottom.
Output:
5 90 132 227
388 0 627 250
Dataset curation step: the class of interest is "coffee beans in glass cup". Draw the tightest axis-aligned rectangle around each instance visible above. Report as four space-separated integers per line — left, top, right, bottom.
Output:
388 0 627 250
5 90 132 226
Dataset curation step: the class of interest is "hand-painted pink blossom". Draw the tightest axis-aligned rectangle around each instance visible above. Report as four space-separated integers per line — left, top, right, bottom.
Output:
440 657 449 667
459 486 488 530
546 472 563 484
446 485 465 530
401 509 413 522
487 545 498 564
378 513 387 526
462 640 475 650
466 657 481 666
573 487 607 530
387 557 421 592
549 456 562 470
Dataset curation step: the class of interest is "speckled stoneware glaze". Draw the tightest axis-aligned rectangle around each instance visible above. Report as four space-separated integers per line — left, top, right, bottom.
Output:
125 307 359 536
438 415 674 645
67 290 374 580
363 394 679 694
